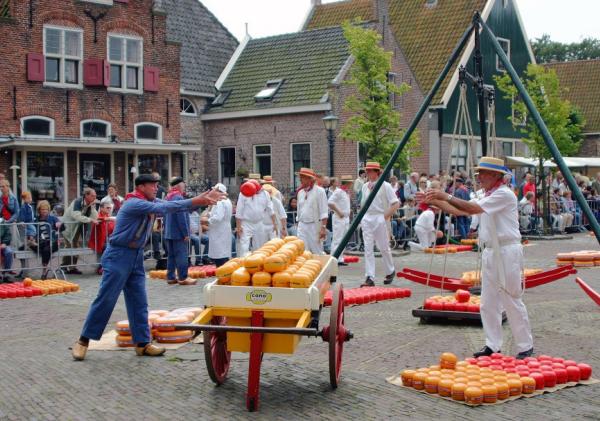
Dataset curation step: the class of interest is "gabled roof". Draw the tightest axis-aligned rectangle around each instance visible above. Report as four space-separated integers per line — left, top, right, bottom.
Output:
161 0 238 96
207 26 350 113
305 0 487 102
304 0 375 30
543 59 600 133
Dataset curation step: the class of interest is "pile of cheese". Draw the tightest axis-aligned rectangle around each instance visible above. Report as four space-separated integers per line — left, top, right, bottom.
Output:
215 236 322 288
556 250 600 267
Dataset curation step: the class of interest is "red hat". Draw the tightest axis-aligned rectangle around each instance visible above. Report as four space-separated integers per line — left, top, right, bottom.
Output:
296 167 316 179
365 162 382 173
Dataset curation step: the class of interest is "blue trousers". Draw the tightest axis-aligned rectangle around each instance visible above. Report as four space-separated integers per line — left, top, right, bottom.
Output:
457 216 471 239
165 239 189 280
1 246 13 270
81 245 150 344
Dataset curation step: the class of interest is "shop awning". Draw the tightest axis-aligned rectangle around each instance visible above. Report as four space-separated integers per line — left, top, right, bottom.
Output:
507 156 600 169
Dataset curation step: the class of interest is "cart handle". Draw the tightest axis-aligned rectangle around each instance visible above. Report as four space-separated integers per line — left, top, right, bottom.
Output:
174 323 321 337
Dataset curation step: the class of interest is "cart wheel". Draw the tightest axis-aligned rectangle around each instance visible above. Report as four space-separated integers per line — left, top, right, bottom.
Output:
329 282 346 389
204 316 231 385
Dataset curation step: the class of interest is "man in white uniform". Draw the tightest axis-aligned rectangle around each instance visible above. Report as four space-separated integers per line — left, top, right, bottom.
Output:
360 162 400 287
328 175 352 265
296 168 328 254
261 175 283 202
235 174 274 256
207 183 233 268
423 157 533 359
408 206 443 251
262 183 286 239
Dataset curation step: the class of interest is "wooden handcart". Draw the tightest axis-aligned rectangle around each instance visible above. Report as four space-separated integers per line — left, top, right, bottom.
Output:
174 255 352 411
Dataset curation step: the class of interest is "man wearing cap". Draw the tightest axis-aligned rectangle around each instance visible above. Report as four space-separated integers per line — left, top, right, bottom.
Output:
262 182 287 240
328 175 353 265
296 168 328 254
360 162 400 286
261 176 283 202
423 157 534 360
71 174 223 361
236 174 274 256
207 183 233 267
164 177 195 286
408 205 443 251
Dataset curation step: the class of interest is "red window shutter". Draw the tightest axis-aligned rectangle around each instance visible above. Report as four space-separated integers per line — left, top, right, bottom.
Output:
103 60 110 87
144 66 159 92
27 53 45 82
83 59 104 86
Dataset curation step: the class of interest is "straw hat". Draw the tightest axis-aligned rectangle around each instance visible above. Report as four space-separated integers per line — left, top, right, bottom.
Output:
340 175 354 184
365 162 382 173
296 167 316 179
246 173 262 180
261 175 275 184
474 157 510 175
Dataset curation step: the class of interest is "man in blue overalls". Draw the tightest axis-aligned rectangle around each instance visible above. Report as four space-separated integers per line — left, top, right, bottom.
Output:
164 176 194 285
72 174 223 360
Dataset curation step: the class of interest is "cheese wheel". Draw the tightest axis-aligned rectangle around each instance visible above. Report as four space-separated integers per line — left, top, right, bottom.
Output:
155 329 193 343
215 261 239 282
171 307 203 318
264 255 287 273
451 382 467 401
574 260 595 267
283 235 299 243
507 379 522 396
272 272 291 287
231 267 251 285
115 320 131 334
464 386 483 405
115 334 135 347
424 376 440 394
520 376 536 394
437 379 453 397
302 251 313 260
149 309 169 317
154 315 189 332
412 372 428 390
482 385 498 403
252 271 272 287
290 272 311 288
400 369 416 387
291 239 305 254
243 254 264 274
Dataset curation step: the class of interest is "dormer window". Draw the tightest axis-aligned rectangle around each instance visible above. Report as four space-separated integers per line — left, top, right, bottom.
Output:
212 89 231 106
255 79 283 101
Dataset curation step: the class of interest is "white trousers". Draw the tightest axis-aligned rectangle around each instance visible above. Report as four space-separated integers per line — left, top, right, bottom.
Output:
331 216 349 258
239 220 267 257
481 244 533 353
297 221 323 254
414 225 435 249
263 223 277 241
361 213 395 278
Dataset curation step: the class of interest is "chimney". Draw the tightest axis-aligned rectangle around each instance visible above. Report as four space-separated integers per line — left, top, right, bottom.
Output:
311 0 322 6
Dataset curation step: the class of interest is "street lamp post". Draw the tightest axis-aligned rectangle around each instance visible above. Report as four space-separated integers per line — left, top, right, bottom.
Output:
322 113 339 177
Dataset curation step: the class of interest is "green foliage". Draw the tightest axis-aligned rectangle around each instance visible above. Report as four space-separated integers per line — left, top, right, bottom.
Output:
340 21 419 171
532 34 600 63
494 63 584 161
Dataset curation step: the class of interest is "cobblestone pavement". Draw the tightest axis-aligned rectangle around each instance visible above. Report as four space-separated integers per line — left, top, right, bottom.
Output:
1 234 600 420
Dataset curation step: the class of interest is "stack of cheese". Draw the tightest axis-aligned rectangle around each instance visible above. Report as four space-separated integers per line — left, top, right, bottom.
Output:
556 251 600 267
215 236 322 288
460 239 479 245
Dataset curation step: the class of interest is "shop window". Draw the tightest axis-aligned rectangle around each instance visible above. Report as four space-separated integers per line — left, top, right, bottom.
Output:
26 152 65 205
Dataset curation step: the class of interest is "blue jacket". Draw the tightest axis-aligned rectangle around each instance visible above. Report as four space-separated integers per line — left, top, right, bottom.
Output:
163 192 191 240
36 215 60 243
0 193 20 223
109 197 193 249
18 203 36 237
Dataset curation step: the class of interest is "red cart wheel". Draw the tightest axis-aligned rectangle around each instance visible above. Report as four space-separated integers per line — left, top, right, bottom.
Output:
329 283 346 388
204 316 231 385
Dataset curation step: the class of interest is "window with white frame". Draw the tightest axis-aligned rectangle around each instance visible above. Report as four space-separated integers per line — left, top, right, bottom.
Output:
108 34 143 92
134 122 162 143
450 139 467 171
496 37 510 72
291 143 311 190
219 147 236 186
254 145 271 178
21 116 55 139
81 119 111 141
180 98 197 115
44 26 83 87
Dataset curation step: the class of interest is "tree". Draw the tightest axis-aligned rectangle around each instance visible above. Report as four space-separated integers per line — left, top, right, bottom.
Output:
494 63 585 233
340 21 419 171
532 34 600 63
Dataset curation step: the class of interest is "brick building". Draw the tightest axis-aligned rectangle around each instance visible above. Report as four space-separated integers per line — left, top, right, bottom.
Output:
0 0 236 204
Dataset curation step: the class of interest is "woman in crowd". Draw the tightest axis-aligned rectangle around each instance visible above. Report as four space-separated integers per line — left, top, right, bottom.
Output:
17 191 36 277
29 201 60 280
88 202 116 275
286 196 298 236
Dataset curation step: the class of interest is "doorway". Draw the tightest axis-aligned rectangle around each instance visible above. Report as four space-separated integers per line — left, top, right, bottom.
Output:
80 153 111 199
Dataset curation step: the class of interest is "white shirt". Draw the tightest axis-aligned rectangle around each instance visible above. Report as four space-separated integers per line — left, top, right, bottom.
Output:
361 180 399 215
415 209 435 232
236 190 273 223
328 188 350 219
263 196 286 227
475 185 521 244
190 211 200 235
207 198 233 259
297 184 328 223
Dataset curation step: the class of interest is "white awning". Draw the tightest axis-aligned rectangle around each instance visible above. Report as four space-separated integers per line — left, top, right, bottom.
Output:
506 156 600 169
506 156 556 168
